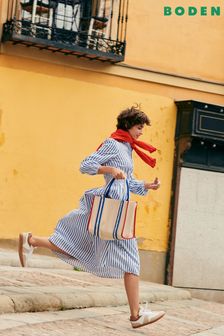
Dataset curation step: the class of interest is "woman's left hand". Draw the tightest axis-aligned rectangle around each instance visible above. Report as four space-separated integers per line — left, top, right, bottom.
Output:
145 177 161 190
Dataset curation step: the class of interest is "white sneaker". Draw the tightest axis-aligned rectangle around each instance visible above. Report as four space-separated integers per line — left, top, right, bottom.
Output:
130 303 165 329
18 232 34 267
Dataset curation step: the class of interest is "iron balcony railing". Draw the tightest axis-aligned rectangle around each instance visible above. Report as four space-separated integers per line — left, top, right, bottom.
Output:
2 0 129 62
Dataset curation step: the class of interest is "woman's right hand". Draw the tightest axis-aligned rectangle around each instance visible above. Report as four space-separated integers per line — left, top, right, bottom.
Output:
98 165 126 179
111 167 126 179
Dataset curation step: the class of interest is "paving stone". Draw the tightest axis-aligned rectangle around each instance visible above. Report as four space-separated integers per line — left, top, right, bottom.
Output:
0 301 224 336
207 326 224 335
0 295 14 314
0 320 25 331
12 294 61 313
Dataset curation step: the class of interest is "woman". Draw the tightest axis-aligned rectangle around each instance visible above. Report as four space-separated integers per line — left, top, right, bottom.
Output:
19 106 165 328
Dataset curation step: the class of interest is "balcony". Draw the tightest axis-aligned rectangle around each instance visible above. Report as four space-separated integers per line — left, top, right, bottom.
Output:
2 0 129 63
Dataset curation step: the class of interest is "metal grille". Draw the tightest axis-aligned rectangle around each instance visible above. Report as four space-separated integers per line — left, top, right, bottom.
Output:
2 0 129 62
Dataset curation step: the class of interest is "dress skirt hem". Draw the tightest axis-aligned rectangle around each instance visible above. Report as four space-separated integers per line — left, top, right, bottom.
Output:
49 235 139 279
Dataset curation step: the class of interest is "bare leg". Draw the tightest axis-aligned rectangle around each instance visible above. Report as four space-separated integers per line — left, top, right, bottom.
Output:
29 235 71 256
124 272 140 320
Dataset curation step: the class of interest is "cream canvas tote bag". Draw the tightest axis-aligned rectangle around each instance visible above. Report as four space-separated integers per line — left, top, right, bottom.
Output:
87 178 137 240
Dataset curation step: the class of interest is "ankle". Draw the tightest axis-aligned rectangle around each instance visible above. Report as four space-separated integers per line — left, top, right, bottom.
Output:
130 314 139 321
28 235 35 247
130 308 140 321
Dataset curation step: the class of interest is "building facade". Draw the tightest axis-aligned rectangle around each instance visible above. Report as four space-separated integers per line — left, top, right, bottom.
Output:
0 0 223 287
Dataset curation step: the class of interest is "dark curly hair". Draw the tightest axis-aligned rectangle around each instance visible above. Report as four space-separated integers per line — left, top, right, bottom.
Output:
116 105 151 130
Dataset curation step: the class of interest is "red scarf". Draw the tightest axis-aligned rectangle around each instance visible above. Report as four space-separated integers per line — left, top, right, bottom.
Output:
104 129 156 168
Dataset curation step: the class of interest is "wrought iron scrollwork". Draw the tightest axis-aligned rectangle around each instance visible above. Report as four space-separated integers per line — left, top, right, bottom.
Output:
2 0 129 62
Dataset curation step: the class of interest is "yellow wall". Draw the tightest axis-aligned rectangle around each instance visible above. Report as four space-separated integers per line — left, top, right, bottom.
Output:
0 55 176 252
127 0 224 82
0 0 223 253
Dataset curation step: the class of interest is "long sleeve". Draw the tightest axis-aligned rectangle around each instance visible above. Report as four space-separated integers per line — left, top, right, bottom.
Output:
80 138 119 175
128 174 148 196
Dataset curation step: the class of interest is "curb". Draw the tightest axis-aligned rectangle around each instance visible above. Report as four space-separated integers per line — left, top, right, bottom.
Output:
0 285 191 314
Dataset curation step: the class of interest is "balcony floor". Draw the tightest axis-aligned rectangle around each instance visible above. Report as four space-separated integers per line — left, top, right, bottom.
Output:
2 21 125 63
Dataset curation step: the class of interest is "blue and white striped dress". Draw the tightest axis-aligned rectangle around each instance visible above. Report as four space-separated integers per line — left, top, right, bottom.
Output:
49 138 148 278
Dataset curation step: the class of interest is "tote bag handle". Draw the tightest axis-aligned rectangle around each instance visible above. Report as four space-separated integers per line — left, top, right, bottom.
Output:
104 178 130 201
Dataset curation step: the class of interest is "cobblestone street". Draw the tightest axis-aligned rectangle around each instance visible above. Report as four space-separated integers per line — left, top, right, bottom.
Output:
1 299 224 336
